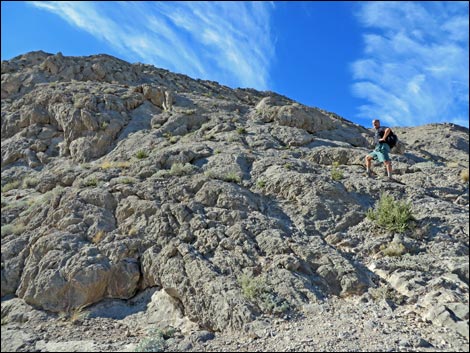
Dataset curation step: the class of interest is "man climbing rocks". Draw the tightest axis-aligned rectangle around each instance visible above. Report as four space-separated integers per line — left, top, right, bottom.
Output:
365 119 393 180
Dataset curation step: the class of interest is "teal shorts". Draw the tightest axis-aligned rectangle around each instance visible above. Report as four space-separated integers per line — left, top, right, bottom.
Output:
368 143 391 163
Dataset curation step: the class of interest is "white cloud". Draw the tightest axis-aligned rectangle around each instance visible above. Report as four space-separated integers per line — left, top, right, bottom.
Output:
29 1 275 90
351 1 469 127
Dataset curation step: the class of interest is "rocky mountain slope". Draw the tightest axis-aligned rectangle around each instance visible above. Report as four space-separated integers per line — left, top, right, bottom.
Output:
1 51 469 352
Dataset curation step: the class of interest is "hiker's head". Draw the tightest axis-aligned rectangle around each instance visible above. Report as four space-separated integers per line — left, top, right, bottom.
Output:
372 119 380 129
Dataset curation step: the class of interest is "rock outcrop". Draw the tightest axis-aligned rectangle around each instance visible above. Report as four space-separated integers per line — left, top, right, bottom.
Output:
1 51 469 341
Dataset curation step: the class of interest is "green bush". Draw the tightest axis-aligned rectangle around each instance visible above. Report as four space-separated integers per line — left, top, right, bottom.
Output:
223 172 241 184
22 177 40 188
82 177 98 187
239 274 265 300
380 241 407 257
134 327 175 352
134 329 165 352
169 163 194 176
238 274 290 315
136 150 148 159
1 222 26 237
366 193 414 233
256 179 266 188
1 180 21 193
331 161 344 181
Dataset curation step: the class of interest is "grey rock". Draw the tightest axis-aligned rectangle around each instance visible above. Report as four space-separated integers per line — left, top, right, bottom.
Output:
1 51 468 346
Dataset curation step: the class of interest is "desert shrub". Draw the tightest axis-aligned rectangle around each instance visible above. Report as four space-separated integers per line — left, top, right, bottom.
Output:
256 179 266 188
82 177 98 187
2 180 21 193
91 230 106 244
223 172 242 184
366 193 414 233
460 169 469 183
1 224 14 237
101 160 130 170
239 274 265 300
331 161 344 181
369 284 405 304
169 163 194 176
22 177 40 188
134 328 168 352
238 274 290 315
136 150 148 159
379 241 407 257
120 177 135 184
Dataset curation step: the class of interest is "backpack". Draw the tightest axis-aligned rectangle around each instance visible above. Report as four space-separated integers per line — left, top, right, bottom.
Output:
385 132 398 148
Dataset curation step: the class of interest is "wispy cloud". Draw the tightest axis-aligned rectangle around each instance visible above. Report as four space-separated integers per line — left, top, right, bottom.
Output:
351 1 469 127
29 1 275 90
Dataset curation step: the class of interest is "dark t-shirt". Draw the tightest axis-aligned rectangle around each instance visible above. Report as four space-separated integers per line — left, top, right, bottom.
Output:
374 126 389 145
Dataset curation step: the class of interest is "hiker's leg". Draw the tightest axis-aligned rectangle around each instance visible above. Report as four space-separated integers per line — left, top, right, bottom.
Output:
384 161 392 177
365 155 372 173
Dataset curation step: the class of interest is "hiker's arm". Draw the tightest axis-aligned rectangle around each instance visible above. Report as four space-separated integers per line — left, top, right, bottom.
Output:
379 128 391 142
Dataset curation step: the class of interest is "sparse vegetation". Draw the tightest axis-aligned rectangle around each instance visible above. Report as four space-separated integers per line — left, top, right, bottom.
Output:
2 180 21 193
239 273 265 300
91 230 106 244
223 172 242 184
58 306 88 324
156 163 195 178
236 127 246 134
256 179 266 188
446 161 460 168
369 284 405 304
379 241 407 257
120 177 135 184
238 274 290 315
331 161 344 181
204 133 216 141
128 227 139 236
227 134 240 142
1 225 13 237
70 306 88 324
2 52 469 352
169 163 194 176
1 223 26 237
101 160 131 170
82 177 99 187
460 169 469 183
23 186 64 214
80 163 92 170
366 193 415 233
134 328 169 352
136 150 148 159
22 177 40 189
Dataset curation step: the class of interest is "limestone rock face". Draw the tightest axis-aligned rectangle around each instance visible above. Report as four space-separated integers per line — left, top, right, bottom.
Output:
1 51 468 338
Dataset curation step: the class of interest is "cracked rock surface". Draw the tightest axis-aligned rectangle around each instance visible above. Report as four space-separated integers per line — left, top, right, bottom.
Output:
2 51 468 351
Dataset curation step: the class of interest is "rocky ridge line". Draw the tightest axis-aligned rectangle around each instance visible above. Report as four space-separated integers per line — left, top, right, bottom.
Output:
1 51 468 351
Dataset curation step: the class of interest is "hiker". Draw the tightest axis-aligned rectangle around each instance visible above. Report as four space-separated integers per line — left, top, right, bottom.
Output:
365 119 393 179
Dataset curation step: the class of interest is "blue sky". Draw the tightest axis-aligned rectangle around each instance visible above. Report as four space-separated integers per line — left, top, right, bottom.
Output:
2 1 468 128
